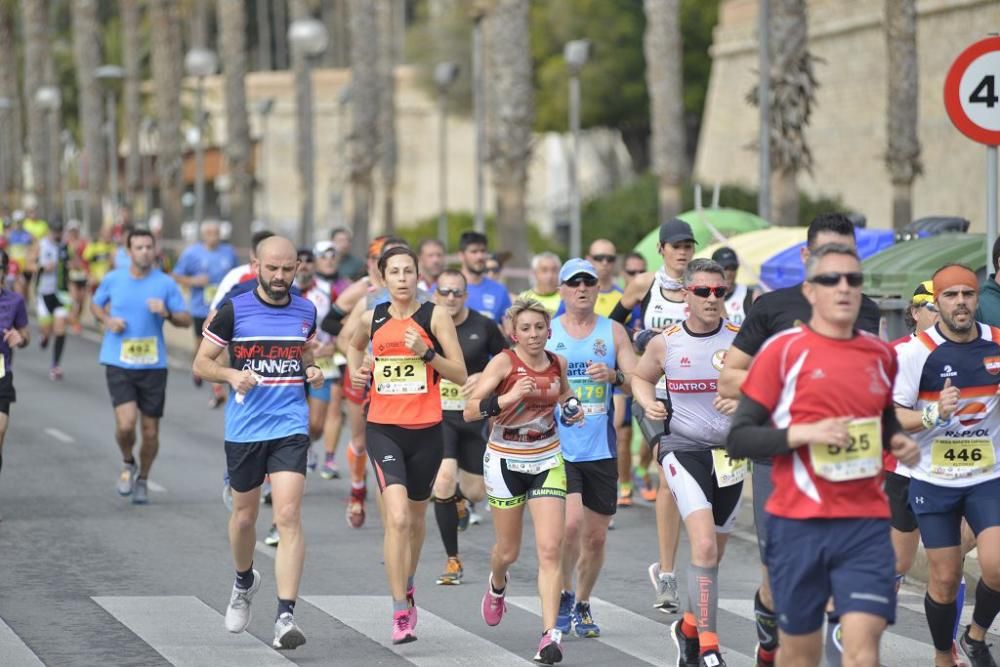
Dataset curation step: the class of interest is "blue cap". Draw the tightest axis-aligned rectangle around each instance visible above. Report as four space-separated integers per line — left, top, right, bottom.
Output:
559 258 598 283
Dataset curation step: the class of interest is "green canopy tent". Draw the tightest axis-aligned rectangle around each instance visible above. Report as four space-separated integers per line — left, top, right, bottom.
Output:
633 208 770 270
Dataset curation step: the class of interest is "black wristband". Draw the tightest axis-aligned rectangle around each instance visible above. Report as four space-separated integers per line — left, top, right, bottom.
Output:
609 301 631 324
421 348 436 363
480 393 502 419
306 364 322 374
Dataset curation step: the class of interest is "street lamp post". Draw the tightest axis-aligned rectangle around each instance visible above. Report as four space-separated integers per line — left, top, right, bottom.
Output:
472 15 485 234
288 17 329 247
254 98 275 226
96 65 125 223
0 96 12 209
184 48 218 226
565 39 589 259
35 86 61 221
434 62 459 246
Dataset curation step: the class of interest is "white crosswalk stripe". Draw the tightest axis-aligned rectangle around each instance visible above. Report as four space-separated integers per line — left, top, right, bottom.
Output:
93 596 293 666
0 618 44 666
303 595 531 665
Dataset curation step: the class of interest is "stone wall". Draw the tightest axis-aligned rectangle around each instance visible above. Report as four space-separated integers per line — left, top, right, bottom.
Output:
694 0 1000 230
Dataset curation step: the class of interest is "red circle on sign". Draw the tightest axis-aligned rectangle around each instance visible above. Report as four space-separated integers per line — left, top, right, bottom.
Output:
944 36 1000 145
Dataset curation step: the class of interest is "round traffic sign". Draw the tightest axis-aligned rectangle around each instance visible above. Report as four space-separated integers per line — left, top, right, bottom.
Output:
945 36 1000 145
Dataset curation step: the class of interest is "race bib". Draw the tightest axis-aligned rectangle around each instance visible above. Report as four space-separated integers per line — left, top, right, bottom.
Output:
374 356 426 395
506 455 560 475
655 376 667 398
569 377 607 416
120 337 159 366
314 356 339 380
809 417 882 482
0 354 7 379
930 438 996 480
712 449 747 487
440 379 465 411
204 283 218 305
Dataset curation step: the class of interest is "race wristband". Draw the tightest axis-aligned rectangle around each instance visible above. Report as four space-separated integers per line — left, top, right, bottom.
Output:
922 402 942 430
480 393 501 419
305 364 322 374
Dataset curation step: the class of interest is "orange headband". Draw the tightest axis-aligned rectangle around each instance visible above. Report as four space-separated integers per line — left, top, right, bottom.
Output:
933 266 978 296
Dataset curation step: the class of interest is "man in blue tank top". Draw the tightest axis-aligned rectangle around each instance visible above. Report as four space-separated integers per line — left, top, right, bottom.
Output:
546 258 637 639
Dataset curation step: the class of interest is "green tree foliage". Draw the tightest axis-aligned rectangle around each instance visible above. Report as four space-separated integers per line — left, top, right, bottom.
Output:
396 211 563 257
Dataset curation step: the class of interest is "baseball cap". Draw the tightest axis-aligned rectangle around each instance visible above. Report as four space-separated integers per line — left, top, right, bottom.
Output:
297 247 315 261
711 247 739 269
911 280 934 306
313 240 336 256
659 218 696 245
559 258 598 283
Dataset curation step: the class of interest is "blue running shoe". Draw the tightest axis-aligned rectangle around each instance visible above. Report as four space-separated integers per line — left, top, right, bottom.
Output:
572 601 600 638
555 591 574 634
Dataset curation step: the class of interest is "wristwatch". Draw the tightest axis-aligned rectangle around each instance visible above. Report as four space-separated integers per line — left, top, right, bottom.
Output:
421 348 437 363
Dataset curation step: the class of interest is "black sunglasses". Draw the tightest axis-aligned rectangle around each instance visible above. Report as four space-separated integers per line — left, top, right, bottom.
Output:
624 269 644 276
689 286 727 298
589 254 616 264
437 287 465 297
809 272 864 288
564 275 598 287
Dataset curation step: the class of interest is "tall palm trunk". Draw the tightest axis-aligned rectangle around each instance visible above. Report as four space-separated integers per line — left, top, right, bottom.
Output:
121 0 143 215
348 0 378 255
643 0 686 222
0 1 22 202
149 0 185 239
885 0 921 231
72 0 105 230
377 0 397 233
255 0 272 71
21 0 51 213
217 0 254 248
290 0 319 245
273 0 289 70
485 0 532 282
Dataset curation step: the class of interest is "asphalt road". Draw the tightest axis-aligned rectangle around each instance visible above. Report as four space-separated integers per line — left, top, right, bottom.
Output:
0 331 995 666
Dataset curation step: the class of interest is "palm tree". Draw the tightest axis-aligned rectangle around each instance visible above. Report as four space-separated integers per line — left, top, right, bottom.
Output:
149 0 185 238
71 0 106 230
217 0 254 248
322 0 350 68
121 0 143 214
21 0 51 214
348 0 378 251
255 0 272 71
0 0 22 202
484 0 532 278
377 0 397 233
885 0 922 231
643 0 686 222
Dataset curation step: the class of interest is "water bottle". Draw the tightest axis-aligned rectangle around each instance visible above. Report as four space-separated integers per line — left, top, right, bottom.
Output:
560 396 582 426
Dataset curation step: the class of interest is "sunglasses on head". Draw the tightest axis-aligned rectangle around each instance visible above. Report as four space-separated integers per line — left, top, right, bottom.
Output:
589 254 616 264
689 285 727 298
564 275 598 287
808 272 864 288
919 302 938 313
437 287 465 297
624 268 644 276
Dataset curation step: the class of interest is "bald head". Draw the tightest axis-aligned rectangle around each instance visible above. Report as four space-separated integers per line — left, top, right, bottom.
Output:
258 236 297 263
200 220 221 248
256 236 298 302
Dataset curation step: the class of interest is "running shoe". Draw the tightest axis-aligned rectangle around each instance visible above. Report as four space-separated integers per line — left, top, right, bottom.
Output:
481 572 508 626
469 502 483 525
224 569 261 633
959 626 998 667
117 462 137 496
617 487 634 507
263 479 272 505
208 393 225 409
132 478 149 505
700 649 726 667
572 601 600 638
391 610 416 644
436 556 463 585
223 479 233 511
306 447 318 472
533 629 563 665
49 366 63 381
346 490 365 529
39 334 49 349
457 498 470 532
320 456 340 480
639 482 657 502
649 563 680 613
753 644 776 667
555 591 574 633
272 612 306 650
193 375 203 388
671 619 700 667
264 524 280 546
407 585 417 629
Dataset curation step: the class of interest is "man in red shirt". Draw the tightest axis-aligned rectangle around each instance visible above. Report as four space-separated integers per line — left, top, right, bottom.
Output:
726 243 920 666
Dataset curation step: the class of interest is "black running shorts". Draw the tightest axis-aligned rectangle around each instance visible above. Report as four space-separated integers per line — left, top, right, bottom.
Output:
0 372 16 415
225 434 309 493
885 471 918 533
442 413 487 476
105 365 168 418
366 422 444 501
565 458 618 516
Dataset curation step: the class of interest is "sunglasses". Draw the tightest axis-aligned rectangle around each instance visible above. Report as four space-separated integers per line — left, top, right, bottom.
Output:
564 275 598 288
809 272 864 288
689 285 727 298
437 287 465 297
918 302 938 313
624 269 644 276
590 254 616 264
318 251 337 259
486 266 500 273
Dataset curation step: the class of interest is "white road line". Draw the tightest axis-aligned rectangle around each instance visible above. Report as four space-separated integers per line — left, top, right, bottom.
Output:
43 427 74 443
0 618 44 666
898 600 999 636
303 595 531 666
93 596 292 666
146 480 167 493
508 595 755 667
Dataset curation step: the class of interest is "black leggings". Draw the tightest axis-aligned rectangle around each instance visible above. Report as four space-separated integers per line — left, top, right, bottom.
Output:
366 422 444 501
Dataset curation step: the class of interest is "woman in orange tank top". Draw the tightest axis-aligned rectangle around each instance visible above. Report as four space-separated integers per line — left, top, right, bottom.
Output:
347 246 466 644
463 298 582 664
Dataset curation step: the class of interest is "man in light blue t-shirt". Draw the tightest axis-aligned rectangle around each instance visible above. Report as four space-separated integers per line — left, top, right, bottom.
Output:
457 231 511 322
91 229 191 505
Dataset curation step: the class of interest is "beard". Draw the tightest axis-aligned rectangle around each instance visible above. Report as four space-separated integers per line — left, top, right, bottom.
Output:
258 273 289 301
941 307 973 333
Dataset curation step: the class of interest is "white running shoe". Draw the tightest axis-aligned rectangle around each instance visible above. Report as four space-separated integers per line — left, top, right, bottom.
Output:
648 562 679 613
116 462 137 496
272 612 306 650
224 570 261 633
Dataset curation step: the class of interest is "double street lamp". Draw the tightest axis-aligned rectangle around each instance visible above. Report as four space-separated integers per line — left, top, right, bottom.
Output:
288 17 328 246
434 62 460 246
35 85 61 221
95 64 125 223
564 39 589 259
184 47 219 225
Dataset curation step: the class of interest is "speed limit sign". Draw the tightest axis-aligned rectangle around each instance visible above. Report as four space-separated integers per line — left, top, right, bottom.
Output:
945 36 1000 145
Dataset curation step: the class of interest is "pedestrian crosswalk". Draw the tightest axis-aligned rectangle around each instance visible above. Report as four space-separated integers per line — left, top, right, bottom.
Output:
0 592 992 665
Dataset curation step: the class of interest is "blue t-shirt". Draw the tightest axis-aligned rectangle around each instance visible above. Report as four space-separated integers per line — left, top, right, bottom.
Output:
114 246 131 270
204 290 317 443
466 277 511 321
93 268 188 370
0 290 28 371
173 243 238 318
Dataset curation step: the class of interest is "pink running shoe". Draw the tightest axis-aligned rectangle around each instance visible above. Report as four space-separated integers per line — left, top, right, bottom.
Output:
391 610 416 645
406 586 417 630
533 629 563 665
481 572 508 627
